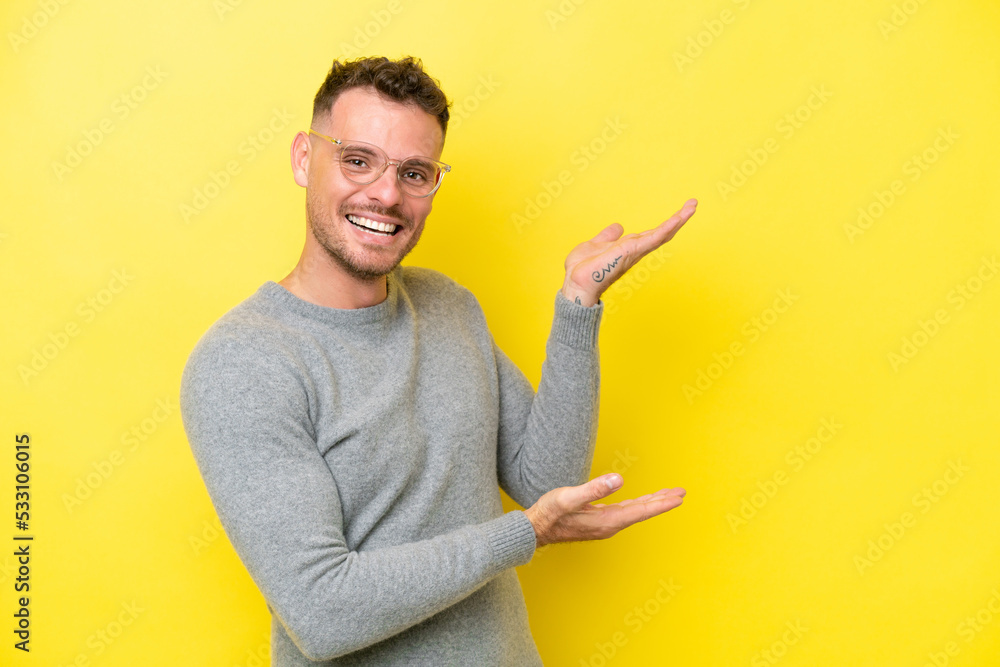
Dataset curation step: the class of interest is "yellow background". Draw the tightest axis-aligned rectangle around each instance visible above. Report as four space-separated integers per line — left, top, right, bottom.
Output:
3 0 999 664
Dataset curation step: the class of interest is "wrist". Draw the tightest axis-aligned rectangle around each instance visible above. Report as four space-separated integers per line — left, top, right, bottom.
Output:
524 507 547 548
561 283 598 308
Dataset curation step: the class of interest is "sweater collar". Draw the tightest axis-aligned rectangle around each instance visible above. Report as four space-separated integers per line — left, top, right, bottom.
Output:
259 265 401 326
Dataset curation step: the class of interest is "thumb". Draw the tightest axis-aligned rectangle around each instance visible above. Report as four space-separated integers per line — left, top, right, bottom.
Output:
589 223 623 244
577 473 623 505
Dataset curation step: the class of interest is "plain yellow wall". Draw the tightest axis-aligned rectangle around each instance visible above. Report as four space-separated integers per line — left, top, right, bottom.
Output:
3 0 999 665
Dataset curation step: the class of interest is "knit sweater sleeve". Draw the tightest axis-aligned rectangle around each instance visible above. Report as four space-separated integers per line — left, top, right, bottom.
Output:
494 289 604 509
179 330 537 661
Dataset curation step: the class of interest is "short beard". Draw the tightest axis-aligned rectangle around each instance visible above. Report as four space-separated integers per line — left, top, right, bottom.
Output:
305 188 420 281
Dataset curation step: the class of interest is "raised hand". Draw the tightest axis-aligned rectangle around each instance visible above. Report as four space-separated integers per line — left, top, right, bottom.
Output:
561 199 698 307
523 473 686 548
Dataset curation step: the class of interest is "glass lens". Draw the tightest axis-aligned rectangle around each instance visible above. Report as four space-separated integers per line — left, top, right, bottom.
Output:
398 158 440 196
337 141 442 196
339 144 383 180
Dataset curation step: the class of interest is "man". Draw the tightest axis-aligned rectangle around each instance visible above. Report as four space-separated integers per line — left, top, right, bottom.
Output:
179 56 697 665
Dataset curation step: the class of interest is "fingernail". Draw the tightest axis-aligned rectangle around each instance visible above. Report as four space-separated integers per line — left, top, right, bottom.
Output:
605 474 621 490
686 198 698 206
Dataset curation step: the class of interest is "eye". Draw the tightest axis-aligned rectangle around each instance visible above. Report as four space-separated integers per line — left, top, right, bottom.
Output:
340 145 379 171
401 169 427 182
400 160 434 182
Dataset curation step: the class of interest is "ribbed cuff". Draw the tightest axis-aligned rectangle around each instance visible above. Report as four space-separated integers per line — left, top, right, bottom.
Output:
483 511 537 573
550 289 604 350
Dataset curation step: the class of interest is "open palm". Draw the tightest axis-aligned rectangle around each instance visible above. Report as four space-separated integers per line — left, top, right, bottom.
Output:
562 199 698 305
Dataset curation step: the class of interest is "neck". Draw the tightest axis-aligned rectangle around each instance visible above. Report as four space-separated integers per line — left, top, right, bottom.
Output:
278 248 389 310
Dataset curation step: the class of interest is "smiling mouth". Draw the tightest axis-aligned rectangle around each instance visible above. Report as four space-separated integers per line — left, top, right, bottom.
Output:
346 213 400 236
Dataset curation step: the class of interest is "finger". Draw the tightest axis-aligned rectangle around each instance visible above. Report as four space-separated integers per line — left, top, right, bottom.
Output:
588 223 624 244
570 473 623 508
607 494 685 529
600 216 694 278
624 199 699 256
631 200 698 237
571 199 696 288
618 488 685 508
632 199 698 238
618 487 686 509
618 492 656 507
652 199 698 241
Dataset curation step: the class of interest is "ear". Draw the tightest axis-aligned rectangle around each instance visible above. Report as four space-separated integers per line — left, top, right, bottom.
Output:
290 131 310 188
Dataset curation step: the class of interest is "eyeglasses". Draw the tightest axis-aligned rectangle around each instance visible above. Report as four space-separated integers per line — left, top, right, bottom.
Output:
306 129 451 198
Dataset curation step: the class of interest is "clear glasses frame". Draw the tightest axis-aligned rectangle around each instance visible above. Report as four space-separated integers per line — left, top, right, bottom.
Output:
306 129 452 198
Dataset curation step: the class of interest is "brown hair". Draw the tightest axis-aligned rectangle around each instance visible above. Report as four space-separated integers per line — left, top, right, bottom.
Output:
312 56 451 140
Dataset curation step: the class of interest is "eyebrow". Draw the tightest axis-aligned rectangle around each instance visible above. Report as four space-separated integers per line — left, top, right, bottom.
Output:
342 139 438 162
345 144 379 157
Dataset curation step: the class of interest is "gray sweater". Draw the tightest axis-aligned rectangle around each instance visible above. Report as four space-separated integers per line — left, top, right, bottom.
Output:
179 264 603 664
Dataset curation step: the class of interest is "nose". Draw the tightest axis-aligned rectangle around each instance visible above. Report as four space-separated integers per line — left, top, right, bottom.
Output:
361 161 404 207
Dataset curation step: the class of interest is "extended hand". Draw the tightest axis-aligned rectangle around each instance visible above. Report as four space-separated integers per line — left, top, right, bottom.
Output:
561 199 698 307
523 474 686 548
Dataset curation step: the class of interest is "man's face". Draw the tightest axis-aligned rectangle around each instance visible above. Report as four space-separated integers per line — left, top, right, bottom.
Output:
302 86 444 280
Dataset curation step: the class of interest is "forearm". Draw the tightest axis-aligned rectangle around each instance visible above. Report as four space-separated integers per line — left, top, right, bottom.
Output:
496 289 603 507
259 511 536 660
188 426 537 661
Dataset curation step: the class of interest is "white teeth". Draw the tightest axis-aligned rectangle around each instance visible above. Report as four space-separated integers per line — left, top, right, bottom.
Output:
347 214 397 234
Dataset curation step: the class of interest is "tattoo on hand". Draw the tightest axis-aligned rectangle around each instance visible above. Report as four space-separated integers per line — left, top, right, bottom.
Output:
575 296 582 305
592 255 622 283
